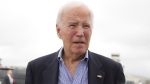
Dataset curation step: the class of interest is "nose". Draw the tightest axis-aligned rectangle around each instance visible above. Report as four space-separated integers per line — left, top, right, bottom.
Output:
76 26 84 37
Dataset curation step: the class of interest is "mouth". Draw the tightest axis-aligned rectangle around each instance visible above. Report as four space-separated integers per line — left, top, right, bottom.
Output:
73 42 85 44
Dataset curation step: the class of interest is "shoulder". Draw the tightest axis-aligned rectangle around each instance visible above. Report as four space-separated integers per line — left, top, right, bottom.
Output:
89 51 116 63
3 75 9 81
27 51 58 67
3 75 9 79
89 51 121 68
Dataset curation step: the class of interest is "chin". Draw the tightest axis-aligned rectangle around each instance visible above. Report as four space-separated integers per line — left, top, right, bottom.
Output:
72 49 87 55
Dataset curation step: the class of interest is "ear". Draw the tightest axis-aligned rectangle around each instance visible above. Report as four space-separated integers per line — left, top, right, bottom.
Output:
56 24 62 39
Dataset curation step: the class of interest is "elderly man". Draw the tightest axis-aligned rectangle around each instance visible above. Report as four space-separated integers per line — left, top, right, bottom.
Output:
25 1 125 84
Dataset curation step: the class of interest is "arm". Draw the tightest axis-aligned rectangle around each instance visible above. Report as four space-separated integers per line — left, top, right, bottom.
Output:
116 63 126 84
25 62 34 84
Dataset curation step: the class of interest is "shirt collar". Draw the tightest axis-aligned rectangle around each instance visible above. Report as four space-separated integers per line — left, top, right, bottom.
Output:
7 74 11 77
57 47 89 62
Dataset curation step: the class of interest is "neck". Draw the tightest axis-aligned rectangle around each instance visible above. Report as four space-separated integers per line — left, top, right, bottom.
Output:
62 51 85 63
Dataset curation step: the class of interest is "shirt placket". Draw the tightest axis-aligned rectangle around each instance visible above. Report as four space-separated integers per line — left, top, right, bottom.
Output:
73 60 86 84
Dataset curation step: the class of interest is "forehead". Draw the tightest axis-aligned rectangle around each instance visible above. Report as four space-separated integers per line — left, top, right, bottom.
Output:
61 6 92 22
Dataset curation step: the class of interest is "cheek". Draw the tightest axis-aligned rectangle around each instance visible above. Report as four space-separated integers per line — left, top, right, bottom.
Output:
85 30 92 39
66 29 76 37
62 30 75 41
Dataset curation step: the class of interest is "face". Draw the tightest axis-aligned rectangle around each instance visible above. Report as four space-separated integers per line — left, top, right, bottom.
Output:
8 70 13 75
57 6 93 56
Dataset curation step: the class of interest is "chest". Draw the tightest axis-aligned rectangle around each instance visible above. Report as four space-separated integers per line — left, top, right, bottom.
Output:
58 60 88 84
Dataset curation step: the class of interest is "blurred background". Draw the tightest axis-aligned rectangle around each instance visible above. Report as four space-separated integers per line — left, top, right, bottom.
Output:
0 0 150 84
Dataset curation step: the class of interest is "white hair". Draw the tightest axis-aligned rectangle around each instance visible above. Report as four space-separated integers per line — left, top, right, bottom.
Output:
56 1 94 27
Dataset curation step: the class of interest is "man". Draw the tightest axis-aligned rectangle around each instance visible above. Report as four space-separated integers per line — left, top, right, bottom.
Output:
2 69 13 84
25 1 125 84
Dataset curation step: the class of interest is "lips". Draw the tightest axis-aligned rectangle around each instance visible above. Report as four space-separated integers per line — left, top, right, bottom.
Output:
73 42 85 44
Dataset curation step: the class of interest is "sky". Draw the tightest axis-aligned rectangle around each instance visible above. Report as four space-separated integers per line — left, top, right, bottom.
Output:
0 0 150 78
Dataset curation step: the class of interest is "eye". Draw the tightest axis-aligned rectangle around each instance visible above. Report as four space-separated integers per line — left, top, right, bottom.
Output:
70 24 76 27
83 25 90 28
69 24 76 28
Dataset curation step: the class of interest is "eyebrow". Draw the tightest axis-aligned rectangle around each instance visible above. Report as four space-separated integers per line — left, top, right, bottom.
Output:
67 20 91 25
83 23 90 25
